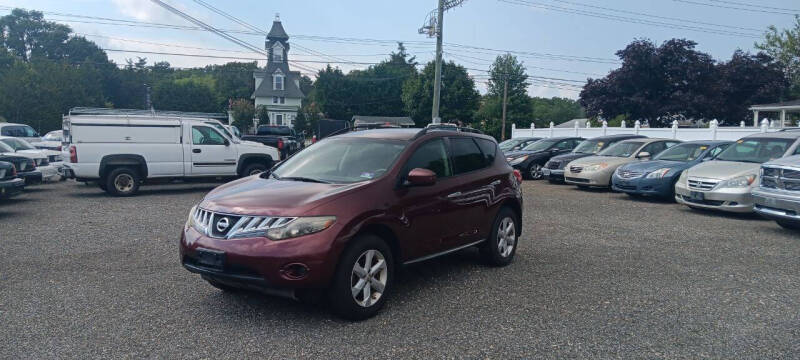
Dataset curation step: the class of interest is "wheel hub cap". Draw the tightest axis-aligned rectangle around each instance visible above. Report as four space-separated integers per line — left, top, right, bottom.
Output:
351 249 388 307
497 217 516 257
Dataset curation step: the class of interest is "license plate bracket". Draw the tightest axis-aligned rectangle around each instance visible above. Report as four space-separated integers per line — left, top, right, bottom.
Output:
689 191 705 201
195 248 225 270
542 168 551 176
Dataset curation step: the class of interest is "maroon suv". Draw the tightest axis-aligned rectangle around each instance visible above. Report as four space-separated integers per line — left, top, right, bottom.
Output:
180 127 523 319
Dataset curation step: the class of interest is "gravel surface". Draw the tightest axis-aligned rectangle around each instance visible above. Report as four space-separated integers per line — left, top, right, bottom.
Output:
1 180 799 358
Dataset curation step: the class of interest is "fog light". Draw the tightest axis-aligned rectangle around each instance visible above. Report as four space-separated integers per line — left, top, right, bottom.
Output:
281 263 309 280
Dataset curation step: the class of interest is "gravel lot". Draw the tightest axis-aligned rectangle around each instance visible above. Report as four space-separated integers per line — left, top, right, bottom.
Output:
1 180 799 358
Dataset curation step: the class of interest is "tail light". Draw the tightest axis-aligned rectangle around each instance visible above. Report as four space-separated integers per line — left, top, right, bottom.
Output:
69 145 77 163
312 135 317 144
513 169 523 183
277 138 284 150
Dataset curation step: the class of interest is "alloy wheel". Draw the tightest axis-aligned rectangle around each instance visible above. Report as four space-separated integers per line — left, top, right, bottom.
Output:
351 249 388 307
497 216 516 257
530 164 543 179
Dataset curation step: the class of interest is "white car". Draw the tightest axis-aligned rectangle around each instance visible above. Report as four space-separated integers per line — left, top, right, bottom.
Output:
62 108 281 196
37 130 64 151
0 136 63 182
0 123 41 143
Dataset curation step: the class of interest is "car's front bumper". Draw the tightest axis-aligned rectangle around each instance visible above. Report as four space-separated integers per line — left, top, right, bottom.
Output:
180 225 342 290
542 168 565 182
753 188 800 223
674 181 754 213
564 168 615 187
611 174 673 197
0 178 25 198
38 164 60 182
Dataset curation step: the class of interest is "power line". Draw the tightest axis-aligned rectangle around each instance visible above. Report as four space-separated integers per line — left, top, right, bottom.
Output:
671 0 799 15
499 0 762 38
445 51 605 76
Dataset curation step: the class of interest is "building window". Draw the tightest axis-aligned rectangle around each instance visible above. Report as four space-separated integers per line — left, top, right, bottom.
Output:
276 114 284 125
271 96 285 104
272 43 284 62
273 74 284 90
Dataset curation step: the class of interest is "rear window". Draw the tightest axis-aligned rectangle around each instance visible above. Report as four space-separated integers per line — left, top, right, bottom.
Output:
475 138 497 166
450 137 486 174
257 126 292 136
1 125 37 137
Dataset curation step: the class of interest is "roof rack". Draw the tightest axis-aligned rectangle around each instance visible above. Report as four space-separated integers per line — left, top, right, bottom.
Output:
326 123 402 138
68 107 227 119
412 124 483 139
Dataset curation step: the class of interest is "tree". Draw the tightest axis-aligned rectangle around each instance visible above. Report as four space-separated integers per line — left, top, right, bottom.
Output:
255 105 270 126
713 51 788 125
230 99 254 133
477 54 530 139
402 60 480 126
0 9 70 62
530 97 585 128
756 16 800 98
152 78 219 113
580 39 719 127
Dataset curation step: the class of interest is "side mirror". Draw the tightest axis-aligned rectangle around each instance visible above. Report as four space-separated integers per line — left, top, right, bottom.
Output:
636 152 650 160
405 168 436 186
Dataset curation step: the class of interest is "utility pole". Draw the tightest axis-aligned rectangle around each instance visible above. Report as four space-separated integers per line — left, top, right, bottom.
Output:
144 84 152 110
419 0 466 125
431 0 445 124
501 77 508 140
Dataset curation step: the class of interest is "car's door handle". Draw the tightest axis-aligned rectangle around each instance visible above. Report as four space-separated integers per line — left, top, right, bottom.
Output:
446 192 462 199
192 149 201 153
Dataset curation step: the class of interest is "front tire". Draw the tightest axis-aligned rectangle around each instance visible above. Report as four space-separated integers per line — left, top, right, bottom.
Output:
105 167 140 196
242 162 269 177
526 163 544 180
480 207 519 267
328 234 393 320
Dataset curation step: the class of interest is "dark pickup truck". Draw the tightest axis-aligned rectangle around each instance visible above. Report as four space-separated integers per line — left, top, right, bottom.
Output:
241 125 301 160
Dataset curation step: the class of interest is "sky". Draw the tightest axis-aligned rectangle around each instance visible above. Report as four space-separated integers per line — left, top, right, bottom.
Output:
1 0 798 99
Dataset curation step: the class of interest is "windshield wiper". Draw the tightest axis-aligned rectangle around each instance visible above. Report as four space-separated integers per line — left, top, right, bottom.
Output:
280 176 330 184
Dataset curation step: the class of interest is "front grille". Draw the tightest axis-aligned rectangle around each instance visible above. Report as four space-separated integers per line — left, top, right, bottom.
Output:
570 166 583 174
547 161 560 170
687 177 720 191
192 207 295 239
761 166 800 192
617 170 643 179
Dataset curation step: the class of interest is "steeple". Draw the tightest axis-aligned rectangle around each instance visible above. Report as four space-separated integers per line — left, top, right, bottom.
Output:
266 13 289 41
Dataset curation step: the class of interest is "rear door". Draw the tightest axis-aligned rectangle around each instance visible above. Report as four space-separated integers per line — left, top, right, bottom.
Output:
189 125 237 176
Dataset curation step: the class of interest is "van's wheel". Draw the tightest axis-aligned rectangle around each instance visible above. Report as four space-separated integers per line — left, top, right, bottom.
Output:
328 234 393 320
105 167 140 196
776 220 800 230
242 163 268 177
480 207 519 267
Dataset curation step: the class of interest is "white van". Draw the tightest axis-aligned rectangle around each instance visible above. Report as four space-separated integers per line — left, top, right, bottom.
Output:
61 108 280 196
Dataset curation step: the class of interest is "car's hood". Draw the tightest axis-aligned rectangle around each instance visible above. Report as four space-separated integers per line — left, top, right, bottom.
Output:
239 140 265 147
0 151 37 160
685 160 760 180
570 155 632 167
35 140 62 150
16 149 50 158
619 159 687 172
550 152 592 163
200 175 371 216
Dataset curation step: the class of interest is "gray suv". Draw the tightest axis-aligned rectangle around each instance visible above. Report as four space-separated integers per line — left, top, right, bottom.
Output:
753 154 800 230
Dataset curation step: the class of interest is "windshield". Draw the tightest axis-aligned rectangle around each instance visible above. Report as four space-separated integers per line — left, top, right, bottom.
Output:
522 139 557 152
206 122 237 141
272 138 407 183
499 138 526 150
573 140 606 154
654 143 709 162
599 141 644 157
0 141 13 152
43 131 62 141
1 138 36 150
1 125 37 137
714 138 793 163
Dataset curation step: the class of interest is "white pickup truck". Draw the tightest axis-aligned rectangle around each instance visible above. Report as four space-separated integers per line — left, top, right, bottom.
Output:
61 108 280 196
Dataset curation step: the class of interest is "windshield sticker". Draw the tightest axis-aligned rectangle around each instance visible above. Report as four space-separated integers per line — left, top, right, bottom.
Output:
737 140 743 144
699 146 708 150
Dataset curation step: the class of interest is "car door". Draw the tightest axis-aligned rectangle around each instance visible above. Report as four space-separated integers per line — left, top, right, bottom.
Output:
189 125 238 176
393 138 462 260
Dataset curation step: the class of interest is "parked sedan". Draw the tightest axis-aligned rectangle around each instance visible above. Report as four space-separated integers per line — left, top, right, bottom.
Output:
611 141 731 199
543 134 647 183
37 130 63 151
0 136 63 181
0 160 25 199
564 138 682 188
753 155 800 230
0 154 39 185
675 132 800 213
505 137 583 179
498 137 541 153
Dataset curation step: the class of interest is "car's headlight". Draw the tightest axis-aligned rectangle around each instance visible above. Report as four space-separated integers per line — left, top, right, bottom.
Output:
717 174 757 189
678 170 689 183
186 205 198 230
646 168 671 179
265 216 336 240
583 163 608 172
508 155 529 165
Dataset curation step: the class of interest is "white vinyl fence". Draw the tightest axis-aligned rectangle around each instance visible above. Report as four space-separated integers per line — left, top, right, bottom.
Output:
511 119 789 142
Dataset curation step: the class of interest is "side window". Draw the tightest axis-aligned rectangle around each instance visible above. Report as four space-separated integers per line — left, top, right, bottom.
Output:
641 142 666 156
555 140 572 150
404 139 452 178
192 126 226 145
475 138 497 166
450 137 486 174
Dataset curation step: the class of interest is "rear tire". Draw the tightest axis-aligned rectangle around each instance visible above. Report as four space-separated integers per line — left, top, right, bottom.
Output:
328 234 394 320
105 167 140 196
480 207 519 267
776 220 800 230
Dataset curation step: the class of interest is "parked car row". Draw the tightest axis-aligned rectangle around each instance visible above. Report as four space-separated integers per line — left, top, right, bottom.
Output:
512 130 800 231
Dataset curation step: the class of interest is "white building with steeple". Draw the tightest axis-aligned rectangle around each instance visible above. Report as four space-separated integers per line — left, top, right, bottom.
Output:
252 15 305 128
